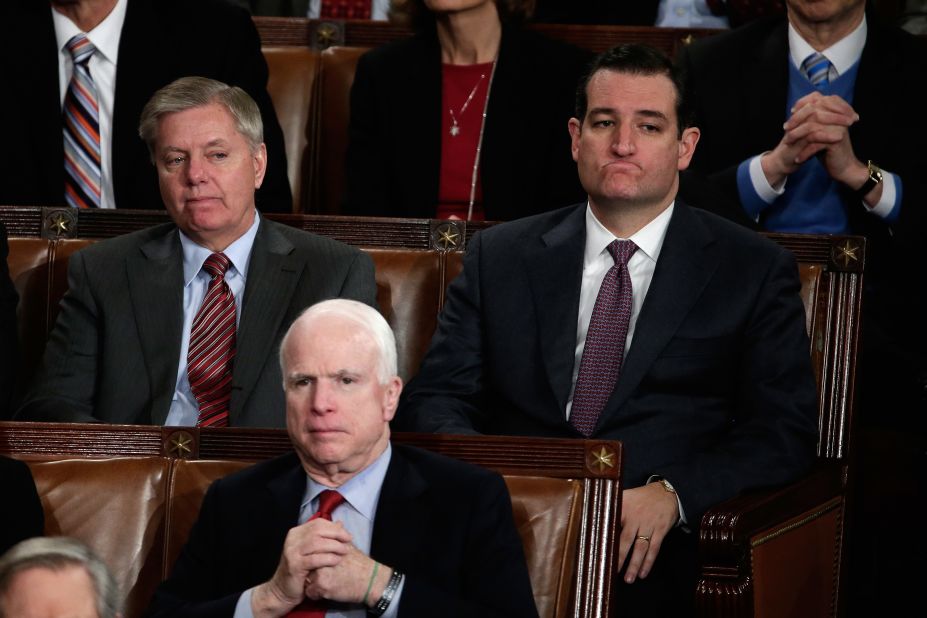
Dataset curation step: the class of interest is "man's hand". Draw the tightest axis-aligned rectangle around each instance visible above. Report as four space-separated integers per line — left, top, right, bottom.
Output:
762 92 864 189
304 544 393 607
618 483 679 584
251 519 353 617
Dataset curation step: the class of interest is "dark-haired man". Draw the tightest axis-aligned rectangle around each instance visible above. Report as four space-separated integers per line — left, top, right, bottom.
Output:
398 44 818 611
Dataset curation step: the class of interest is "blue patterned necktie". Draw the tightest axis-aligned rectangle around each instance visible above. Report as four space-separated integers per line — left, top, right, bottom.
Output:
570 240 638 437
63 33 101 209
801 52 834 88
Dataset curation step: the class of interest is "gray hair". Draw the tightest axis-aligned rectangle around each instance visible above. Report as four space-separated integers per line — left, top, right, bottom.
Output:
280 299 398 385
138 76 264 160
0 537 121 618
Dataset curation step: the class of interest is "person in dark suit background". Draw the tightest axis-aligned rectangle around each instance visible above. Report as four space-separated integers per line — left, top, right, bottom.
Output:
0 224 17 419
0 0 291 212
16 77 376 428
0 457 45 557
343 0 589 220
149 299 537 617
397 44 818 612
678 1 927 611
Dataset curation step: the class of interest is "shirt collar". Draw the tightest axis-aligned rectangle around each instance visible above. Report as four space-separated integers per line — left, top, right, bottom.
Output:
788 13 867 76
584 202 674 266
180 212 261 286
303 443 393 522
52 0 127 65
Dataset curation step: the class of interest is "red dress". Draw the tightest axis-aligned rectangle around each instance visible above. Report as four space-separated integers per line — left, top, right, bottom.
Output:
436 62 492 221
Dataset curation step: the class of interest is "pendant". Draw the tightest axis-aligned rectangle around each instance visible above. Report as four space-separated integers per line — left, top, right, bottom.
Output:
450 123 460 137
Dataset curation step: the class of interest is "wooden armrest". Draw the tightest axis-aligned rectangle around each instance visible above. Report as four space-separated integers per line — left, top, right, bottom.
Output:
699 463 844 566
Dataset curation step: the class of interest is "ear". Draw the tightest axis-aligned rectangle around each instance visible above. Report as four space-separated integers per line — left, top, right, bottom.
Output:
252 143 268 189
677 126 700 171
381 376 403 423
568 117 583 163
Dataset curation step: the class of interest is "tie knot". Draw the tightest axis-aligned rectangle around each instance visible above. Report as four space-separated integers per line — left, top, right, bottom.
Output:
202 253 231 279
801 52 833 87
607 239 638 267
66 34 96 65
315 490 345 520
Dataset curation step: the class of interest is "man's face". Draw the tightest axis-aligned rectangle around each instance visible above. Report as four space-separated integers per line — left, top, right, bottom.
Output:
283 315 402 483
0 566 99 618
568 70 699 214
153 102 266 252
785 0 865 25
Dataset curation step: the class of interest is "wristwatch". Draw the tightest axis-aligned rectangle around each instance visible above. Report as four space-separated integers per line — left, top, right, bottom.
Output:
854 160 883 199
651 476 676 495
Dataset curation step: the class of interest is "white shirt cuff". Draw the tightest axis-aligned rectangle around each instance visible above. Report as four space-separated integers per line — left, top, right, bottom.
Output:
749 154 785 203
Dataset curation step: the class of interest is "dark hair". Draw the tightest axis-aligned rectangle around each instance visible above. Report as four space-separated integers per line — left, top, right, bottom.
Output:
389 0 535 31
574 44 692 137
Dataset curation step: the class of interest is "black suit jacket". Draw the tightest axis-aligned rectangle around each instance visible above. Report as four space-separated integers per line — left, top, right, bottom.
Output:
679 14 927 413
16 218 376 427
148 445 538 617
343 26 589 220
0 456 44 556
1 224 17 418
0 0 291 212
398 202 819 520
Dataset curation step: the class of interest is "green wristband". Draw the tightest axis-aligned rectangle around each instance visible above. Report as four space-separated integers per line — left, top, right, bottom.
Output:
364 561 380 606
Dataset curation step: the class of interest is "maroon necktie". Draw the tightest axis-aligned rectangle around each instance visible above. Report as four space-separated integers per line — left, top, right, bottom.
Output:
188 253 236 428
319 0 371 19
570 240 638 437
288 490 346 617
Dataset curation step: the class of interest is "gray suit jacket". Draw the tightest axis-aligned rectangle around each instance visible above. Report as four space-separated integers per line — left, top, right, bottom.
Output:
16 218 376 427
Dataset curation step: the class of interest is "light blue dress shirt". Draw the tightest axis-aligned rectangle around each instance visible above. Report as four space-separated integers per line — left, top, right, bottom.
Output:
164 213 261 426
234 445 404 617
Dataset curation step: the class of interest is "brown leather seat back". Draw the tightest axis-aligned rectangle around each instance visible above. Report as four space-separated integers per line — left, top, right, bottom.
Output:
368 248 442 381
506 476 584 618
315 46 368 214
264 46 321 213
26 457 171 618
163 459 252 577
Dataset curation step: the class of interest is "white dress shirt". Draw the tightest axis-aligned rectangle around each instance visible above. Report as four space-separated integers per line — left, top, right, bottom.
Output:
566 203 674 419
52 0 127 210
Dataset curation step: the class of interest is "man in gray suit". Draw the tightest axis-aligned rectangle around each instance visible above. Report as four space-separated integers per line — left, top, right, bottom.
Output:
16 77 376 428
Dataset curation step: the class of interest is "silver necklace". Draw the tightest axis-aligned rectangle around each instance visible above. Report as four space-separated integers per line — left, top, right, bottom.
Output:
465 57 498 220
448 71 487 137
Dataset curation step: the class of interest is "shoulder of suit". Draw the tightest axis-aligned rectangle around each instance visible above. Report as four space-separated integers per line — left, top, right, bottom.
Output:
685 15 783 61
211 451 301 489
473 203 582 244
76 222 178 260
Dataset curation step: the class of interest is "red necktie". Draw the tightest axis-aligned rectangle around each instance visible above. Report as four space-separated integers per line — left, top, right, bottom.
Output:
319 0 371 19
288 490 346 617
570 240 638 437
188 253 236 427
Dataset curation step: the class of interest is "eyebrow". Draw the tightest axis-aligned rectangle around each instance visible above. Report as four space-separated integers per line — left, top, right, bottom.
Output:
587 107 670 122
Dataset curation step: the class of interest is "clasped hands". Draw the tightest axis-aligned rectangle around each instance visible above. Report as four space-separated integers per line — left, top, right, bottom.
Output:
252 518 391 617
618 482 680 584
761 91 870 194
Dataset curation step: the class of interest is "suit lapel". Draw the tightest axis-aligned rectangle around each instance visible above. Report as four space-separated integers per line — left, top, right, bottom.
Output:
744 21 791 153
525 206 586 415
267 455 307 530
597 203 718 429
126 227 184 424
370 448 431 567
231 220 301 421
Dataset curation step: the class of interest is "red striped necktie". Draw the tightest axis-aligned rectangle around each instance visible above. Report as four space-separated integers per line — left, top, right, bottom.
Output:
63 33 102 209
188 253 236 428
288 490 346 617
570 240 638 437
319 0 371 19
